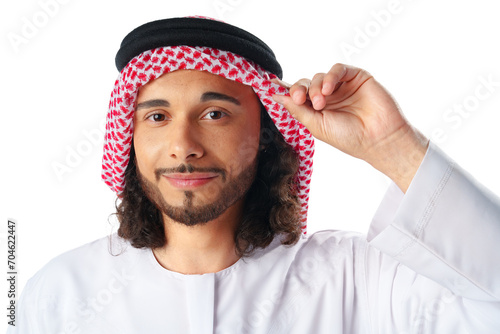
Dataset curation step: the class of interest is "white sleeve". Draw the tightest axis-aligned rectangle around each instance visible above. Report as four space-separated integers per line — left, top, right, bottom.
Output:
365 141 500 333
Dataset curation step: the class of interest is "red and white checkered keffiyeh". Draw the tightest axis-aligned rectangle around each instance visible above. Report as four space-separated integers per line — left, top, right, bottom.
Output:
102 45 314 231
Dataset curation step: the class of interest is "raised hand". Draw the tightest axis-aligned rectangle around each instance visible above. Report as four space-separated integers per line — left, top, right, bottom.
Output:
272 63 429 192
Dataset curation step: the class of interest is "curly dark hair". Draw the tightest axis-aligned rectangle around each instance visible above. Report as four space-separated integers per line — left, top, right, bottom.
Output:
115 105 302 257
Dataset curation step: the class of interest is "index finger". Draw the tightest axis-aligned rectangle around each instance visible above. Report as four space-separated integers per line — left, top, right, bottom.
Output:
322 64 367 95
289 78 311 105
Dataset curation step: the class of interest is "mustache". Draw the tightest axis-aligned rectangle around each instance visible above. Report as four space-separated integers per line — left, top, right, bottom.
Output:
155 164 227 182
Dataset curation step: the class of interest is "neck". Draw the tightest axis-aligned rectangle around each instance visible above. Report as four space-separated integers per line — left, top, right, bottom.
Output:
152 199 244 275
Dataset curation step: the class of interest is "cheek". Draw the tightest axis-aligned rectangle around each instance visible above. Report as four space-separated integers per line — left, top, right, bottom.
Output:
235 133 259 166
222 120 260 174
133 130 163 180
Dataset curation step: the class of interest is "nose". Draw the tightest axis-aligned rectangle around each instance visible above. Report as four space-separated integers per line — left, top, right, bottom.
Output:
167 120 204 161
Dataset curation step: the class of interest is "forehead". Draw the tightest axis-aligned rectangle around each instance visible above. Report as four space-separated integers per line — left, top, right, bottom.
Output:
138 69 255 98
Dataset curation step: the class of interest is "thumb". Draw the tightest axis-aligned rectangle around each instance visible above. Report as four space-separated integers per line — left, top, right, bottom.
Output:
272 94 320 132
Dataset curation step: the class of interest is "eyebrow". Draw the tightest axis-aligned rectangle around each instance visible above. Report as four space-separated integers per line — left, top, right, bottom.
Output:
135 91 241 111
136 99 170 111
200 92 241 105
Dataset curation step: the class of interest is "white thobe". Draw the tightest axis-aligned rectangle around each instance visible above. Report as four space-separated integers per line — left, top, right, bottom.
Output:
8 142 500 333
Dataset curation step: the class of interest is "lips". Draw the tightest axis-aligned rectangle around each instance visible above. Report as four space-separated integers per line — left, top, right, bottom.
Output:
162 173 219 189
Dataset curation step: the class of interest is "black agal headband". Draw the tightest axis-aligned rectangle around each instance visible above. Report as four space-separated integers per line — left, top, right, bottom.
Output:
115 17 283 79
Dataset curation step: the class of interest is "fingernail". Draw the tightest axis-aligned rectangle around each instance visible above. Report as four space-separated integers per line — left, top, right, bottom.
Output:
312 96 322 108
322 83 332 94
272 94 284 103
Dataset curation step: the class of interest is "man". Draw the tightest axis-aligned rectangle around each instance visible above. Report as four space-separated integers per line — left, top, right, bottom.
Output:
10 16 500 334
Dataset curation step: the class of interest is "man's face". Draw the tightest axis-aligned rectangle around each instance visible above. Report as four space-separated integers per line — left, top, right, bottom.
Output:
133 70 261 226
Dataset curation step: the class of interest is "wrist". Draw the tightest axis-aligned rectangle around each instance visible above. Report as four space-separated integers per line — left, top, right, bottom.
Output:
367 125 429 193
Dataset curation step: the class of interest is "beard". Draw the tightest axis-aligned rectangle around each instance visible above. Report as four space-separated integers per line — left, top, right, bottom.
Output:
137 159 258 227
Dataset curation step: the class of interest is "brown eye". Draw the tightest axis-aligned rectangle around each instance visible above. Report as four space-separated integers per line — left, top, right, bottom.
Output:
203 110 226 120
147 113 166 122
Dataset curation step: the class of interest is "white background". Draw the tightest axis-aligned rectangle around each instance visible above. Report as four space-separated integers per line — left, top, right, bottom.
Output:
1 0 499 328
